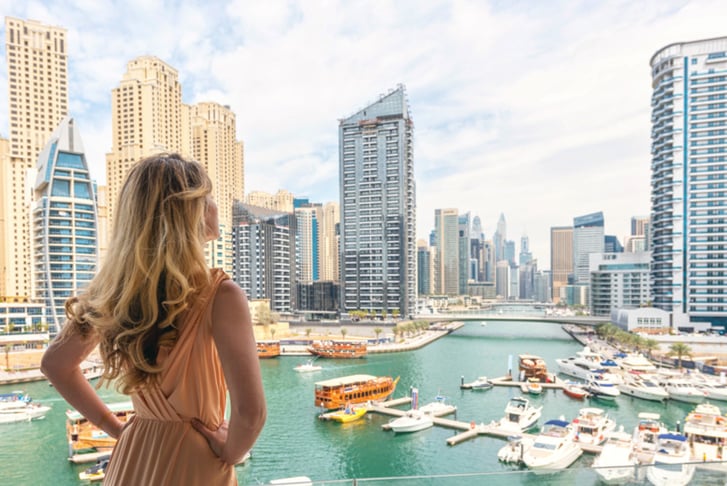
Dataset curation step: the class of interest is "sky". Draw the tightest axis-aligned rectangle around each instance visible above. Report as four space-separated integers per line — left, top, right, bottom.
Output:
1 0 726 269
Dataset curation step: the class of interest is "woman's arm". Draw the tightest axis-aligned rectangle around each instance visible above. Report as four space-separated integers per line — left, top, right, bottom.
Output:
196 279 266 465
40 324 125 439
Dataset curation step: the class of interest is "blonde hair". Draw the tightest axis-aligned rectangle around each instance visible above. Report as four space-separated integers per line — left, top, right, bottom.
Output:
64 154 212 393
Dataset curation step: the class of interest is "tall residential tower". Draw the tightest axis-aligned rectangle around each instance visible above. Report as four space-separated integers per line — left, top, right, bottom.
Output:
339 86 416 317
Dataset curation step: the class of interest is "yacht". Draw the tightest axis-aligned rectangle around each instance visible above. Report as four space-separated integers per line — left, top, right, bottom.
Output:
572 407 616 446
617 353 658 373
645 432 695 486
618 374 669 402
592 429 636 484
497 435 533 464
386 409 433 433
662 378 705 404
683 403 727 470
584 373 621 400
631 412 667 470
0 392 51 424
695 380 727 402
522 419 583 472
418 395 457 417
555 347 622 383
496 396 542 433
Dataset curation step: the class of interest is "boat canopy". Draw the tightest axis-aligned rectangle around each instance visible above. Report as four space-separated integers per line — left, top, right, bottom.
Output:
544 419 569 428
658 433 687 441
314 374 378 387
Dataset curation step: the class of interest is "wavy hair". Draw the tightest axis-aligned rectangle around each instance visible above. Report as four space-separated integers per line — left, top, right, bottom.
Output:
63 154 212 393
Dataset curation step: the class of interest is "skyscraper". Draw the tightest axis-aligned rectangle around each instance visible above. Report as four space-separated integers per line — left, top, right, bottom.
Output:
319 202 340 282
339 86 416 316
651 37 727 328
295 202 322 282
494 213 506 262
3 17 68 297
31 117 98 331
434 208 460 295
458 212 471 294
550 226 573 303
573 212 604 285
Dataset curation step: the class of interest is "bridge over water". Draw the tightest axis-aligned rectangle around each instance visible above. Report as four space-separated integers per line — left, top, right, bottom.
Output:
411 313 608 328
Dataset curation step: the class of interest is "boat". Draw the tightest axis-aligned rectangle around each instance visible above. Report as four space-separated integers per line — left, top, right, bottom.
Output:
0 391 51 424
496 396 542 433
584 373 620 400
662 378 705 404
571 407 616 446
328 403 367 423
555 347 622 383
294 359 322 373
314 375 399 410
497 434 534 464
527 381 542 395
66 401 135 463
631 412 667 468
592 429 636 484
645 432 695 486
467 376 493 391
269 477 313 485
695 380 727 402
418 394 457 416
386 409 434 433
563 383 589 400
618 374 669 402
518 354 550 382
616 353 658 373
521 419 583 472
78 458 109 482
683 403 727 469
308 340 367 359
257 340 281 358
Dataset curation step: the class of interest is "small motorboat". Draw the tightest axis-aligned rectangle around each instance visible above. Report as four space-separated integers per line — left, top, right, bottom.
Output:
592 429 636 484
469 376 493 391
79 459 109 482
645 432 695 486
294 359 322 373
497 396 542 433
328 404 367 423
418 395 456 416
563 383 589 400
527 382 542 395
386 409 434 433
497 434 533 464
585 373 620 400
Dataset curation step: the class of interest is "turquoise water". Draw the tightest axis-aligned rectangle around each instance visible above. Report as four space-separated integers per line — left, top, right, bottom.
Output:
2 321 726 484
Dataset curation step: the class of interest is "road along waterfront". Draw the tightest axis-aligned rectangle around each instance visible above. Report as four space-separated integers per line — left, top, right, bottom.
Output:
3 320 727 484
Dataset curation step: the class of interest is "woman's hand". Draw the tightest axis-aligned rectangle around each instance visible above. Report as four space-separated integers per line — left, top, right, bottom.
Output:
192 418 238 464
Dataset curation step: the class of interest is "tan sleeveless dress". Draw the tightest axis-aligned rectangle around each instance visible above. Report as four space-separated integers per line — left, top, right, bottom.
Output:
104 269 236 485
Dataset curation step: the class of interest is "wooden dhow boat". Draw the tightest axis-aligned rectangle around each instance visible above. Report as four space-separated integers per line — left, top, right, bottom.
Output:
66 401 135 464
308 340 367 359
314 374 399 410
257 340 281 358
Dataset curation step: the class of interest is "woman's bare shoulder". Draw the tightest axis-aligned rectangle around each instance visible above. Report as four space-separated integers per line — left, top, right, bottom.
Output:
212 279 250 319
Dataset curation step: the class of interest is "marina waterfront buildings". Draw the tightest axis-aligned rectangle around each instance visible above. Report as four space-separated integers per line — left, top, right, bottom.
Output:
589 252 651 317
32 117 98 331
650 36 727 329
433 208 459 295
338 86 416 317
550 226 573 303
572 212 605 285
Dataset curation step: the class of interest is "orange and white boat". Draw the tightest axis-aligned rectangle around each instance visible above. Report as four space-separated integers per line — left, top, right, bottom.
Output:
257 340 281 358
308 340 367 359
314 374 399 410
66 401 135 464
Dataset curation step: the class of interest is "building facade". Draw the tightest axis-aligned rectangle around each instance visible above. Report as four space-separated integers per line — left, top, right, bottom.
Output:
650 37 727 328
433 208 459 295
3 18 68 298
573 212 605 285
589 252 651 317
31 117 98 331
550 226 573 303
338 86 416 317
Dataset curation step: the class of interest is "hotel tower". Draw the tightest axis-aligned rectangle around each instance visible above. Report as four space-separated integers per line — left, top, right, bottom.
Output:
650 37 727 328
338 86 416 317
2 18 68 297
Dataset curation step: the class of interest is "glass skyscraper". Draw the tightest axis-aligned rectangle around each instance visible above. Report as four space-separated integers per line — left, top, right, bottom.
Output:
650 37 727 328
339 85 416 317
32 117 98 332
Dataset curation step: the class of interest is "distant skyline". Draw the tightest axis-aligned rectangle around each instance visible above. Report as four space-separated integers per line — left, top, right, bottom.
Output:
1 0 726 268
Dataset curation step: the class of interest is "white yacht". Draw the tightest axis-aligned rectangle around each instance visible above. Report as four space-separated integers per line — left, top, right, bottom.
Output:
572 407 616 446
418 395 457 417
683 403 727 470
618 374 669 402
555 347 622 383
0 392 51 424
497 434 533 464
592 429 636 484
645 432 695 486
617 353 658 373
522 419 583 472
585 373 621 400
387 409 433 433
662 378 705 404
496 396 542 434
695 380 727 402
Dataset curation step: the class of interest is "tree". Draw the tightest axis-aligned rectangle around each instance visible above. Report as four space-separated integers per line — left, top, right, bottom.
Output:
340 328 348 340
374 328 382 342
3 345 8 371
270 327 276 340
392 309 400 319
642 339 660 358
305 328 312 339
667 342 692 369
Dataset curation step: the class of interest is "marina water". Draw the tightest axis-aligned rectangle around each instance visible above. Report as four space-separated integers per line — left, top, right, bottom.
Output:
3 320 727 485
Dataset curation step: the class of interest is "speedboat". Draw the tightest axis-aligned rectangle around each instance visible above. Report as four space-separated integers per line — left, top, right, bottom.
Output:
645 432 695 486
662 379 705 404
497 396 542 433
527 382 543 395
328 404 367 423
683 403 727 469
470 376 493 391
418 395 456 417
563 383 589 400
294 359 322 373
592 429 636 484
522 419 583 472
79 459 109 482
572 407 616 446
387 409 433 433
497 434 534 464
631 412 666 468
585 373 620 400
618 374 669 402
0 394 51 424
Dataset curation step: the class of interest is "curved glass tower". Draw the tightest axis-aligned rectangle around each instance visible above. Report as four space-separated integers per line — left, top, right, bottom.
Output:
32 117 98 333
650 37 727 328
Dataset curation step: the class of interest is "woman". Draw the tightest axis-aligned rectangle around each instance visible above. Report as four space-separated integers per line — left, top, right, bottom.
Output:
41 154 266 485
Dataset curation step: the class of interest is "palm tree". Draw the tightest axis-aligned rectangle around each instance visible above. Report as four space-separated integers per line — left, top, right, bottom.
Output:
374 327 382 342
340 328 348 340
667 342 693 369
642 338 660 358
3 345 8 371
305 328 312 339
270 327 276 340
